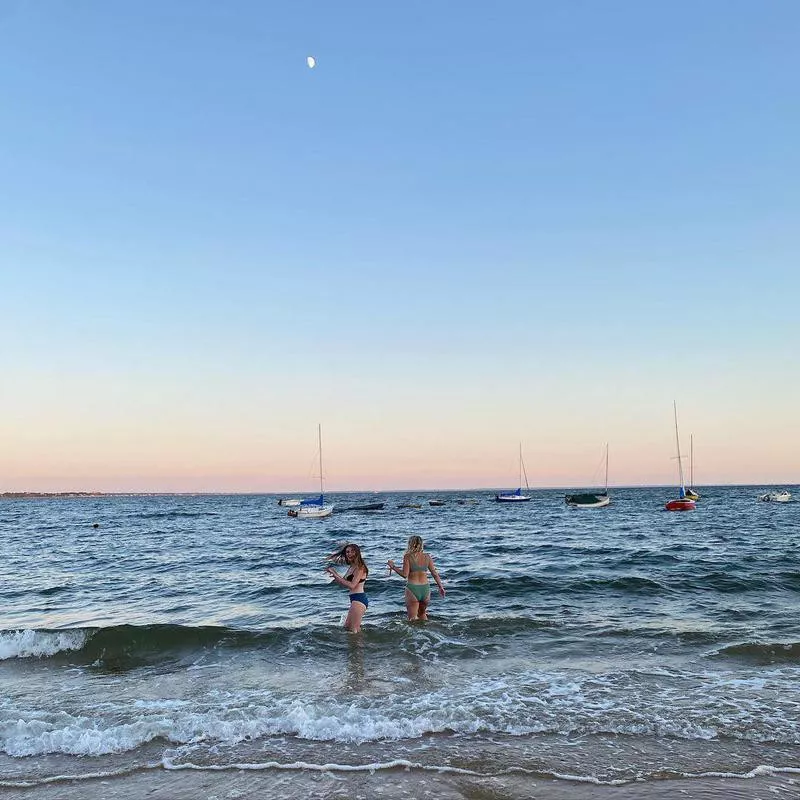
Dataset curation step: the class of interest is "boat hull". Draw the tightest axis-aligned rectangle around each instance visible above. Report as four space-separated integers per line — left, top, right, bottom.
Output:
288 505 334 519
566 493 610 508
277 498 301 507
665 498 696 511
495 494 531 502
759 491 792 503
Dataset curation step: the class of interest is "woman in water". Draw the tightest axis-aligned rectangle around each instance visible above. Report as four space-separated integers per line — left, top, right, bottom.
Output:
325 542 369 632
387 535 445 621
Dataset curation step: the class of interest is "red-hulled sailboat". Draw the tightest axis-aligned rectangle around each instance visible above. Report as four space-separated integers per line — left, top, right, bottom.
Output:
665 402 696 511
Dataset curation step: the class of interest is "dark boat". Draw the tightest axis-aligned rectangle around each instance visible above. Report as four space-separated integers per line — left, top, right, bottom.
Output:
335 502 385 512
566 445 610 508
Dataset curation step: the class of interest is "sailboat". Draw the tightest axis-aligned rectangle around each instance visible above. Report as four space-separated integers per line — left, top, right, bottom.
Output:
495 443 532 502
665 403 696 511
566 444 610 508
684 435 700 500
287 424 334 519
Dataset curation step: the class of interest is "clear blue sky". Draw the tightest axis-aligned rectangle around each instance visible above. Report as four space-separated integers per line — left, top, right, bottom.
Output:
1 1 798 491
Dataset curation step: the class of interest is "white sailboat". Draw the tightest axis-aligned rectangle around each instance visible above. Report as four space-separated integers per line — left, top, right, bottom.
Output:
288 424 334 519
495 443 532 502
685 435 700 500
566 444 610 508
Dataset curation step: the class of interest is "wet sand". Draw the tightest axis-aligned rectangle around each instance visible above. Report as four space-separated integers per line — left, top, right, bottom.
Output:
3 767 798 800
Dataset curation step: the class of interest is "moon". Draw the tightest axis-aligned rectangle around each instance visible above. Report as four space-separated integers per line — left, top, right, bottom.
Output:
307 56 316 69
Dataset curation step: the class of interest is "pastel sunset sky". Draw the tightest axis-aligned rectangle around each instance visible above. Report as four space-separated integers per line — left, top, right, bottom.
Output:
1 1 797 492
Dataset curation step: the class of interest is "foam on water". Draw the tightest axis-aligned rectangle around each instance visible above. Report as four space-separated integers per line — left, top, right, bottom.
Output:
2 664 799 758
0 630 88 660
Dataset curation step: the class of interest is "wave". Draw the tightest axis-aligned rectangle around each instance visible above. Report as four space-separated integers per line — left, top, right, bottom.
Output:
3 671 800 758
0 618 556 668
0 624 276 668
714 642 800 665
4 761 800 791
0 629 88 660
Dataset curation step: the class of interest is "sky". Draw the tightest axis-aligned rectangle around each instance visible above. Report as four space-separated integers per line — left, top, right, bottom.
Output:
1 1 798 492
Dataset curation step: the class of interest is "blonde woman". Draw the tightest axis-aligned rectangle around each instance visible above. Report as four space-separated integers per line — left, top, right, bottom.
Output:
387 535 445 620
325 543 369 633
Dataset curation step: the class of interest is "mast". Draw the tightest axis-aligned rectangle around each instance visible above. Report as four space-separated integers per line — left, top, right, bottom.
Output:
520 442 530 491
318 423 324 502
673 402 686 496
604 443 609 494
690 435 694 488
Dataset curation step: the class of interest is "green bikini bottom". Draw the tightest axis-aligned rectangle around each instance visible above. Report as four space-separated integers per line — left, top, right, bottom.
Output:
406 582 431 602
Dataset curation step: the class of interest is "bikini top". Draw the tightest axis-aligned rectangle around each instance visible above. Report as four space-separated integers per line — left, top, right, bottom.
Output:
407 554 428 574
345 570 366 586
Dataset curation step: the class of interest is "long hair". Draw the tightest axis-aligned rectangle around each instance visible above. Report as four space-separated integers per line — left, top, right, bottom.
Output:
327 542 369 576
406 535 424 555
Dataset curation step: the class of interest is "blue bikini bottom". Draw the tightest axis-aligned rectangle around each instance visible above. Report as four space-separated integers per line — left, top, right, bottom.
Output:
349 593 369 607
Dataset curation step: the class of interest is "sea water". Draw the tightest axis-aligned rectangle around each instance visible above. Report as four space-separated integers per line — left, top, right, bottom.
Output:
1 487 799 792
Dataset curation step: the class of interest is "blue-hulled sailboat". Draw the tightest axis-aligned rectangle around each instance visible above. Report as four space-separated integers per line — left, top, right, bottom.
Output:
495 443 532 502
288 424 334 519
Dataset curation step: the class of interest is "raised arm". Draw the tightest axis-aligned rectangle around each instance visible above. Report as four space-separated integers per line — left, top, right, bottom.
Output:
387 554 410 579
326 566 366 591
427 555 446 597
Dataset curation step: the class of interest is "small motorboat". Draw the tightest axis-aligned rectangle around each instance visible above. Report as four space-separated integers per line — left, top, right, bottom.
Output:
429 499 446 507
277 498 301 507
758 490 792 503
398 503 422 509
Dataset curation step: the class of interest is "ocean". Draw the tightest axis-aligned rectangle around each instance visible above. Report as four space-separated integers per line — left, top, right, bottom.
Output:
1 487 799 798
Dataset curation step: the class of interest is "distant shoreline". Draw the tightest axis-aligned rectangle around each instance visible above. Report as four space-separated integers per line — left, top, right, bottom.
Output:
1 483 796 500
0 492 108 499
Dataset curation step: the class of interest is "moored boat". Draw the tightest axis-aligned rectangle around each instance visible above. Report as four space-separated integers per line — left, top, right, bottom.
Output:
665 402 696 512
496 443 532 502
336 502 385 512
277 498 301 507
685 435 700 500
566 491 610 508
566 444 610 508
288 425 334 519
758 490 792 503
665 497 696 511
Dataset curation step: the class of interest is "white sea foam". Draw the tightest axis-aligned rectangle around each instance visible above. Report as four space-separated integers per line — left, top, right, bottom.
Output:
3 667 800 757
0 629 87 661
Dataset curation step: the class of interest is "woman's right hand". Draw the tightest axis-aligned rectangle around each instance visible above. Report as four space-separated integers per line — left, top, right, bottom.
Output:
387 559 395 572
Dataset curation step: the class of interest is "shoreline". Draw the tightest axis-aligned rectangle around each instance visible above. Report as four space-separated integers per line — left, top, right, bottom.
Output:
3 765 798 800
